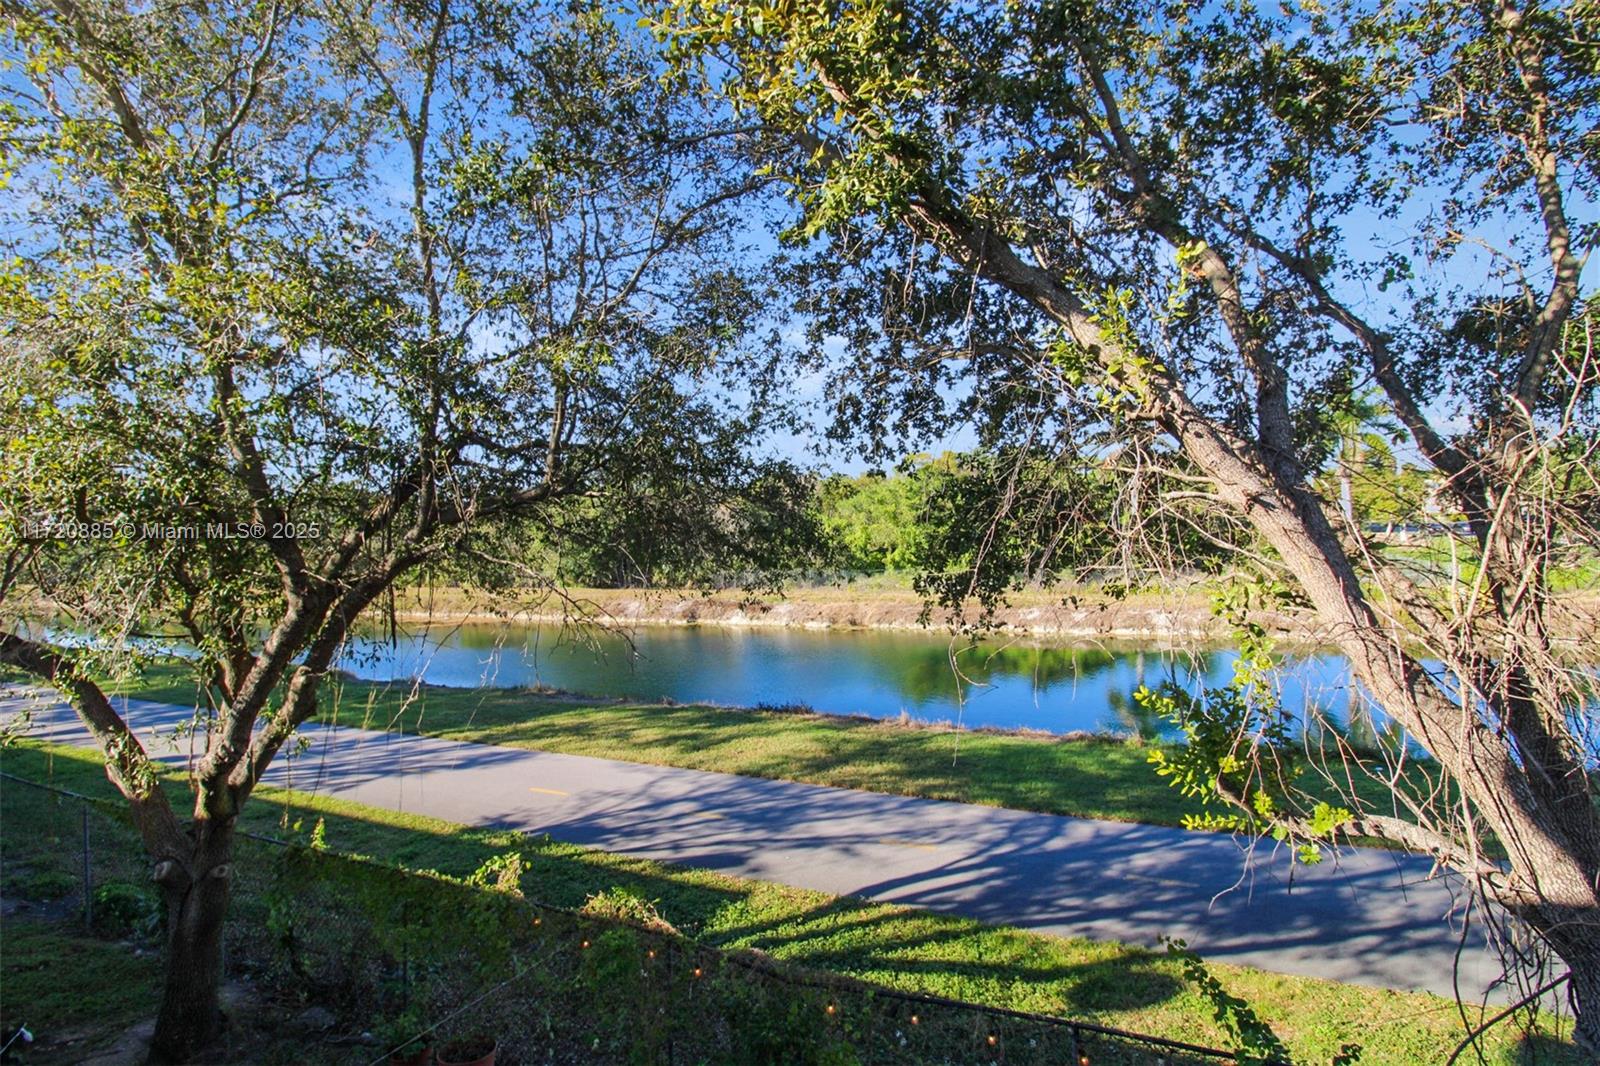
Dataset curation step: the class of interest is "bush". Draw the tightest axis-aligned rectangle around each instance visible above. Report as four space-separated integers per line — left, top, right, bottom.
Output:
5 869 77 901
92 880 158 938
579 887 678 934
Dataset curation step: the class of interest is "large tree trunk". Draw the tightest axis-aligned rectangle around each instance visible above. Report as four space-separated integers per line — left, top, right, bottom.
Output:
150 827 235 1063
1561 935 1600 1052
1150 395 1600 1044
892 141 1600 1042
1524 888 1600 1052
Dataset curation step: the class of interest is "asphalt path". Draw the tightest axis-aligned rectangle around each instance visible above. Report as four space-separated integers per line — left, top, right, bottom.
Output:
0 688 1506 1002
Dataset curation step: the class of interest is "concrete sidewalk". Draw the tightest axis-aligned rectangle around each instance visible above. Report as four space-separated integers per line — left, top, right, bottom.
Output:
0 688 1505 1002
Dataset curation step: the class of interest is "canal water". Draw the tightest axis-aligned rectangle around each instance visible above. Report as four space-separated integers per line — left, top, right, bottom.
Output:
336 622 1381 740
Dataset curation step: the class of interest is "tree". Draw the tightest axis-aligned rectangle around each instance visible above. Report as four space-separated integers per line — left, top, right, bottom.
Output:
1326 387 1405 524
818 465 928 572
652 0 1600 1045
535 446 821 588
0 0 783 1057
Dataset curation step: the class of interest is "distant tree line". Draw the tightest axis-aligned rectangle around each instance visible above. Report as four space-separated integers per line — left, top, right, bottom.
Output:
521 440 1467 593
516 447 1250 595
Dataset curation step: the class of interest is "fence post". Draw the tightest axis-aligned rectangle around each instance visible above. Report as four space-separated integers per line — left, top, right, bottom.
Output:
81 800 92 933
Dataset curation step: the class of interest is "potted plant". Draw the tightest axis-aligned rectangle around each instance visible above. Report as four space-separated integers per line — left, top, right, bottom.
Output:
387 1038 431 1066
435 1036 498 1066
377 1009 432 1066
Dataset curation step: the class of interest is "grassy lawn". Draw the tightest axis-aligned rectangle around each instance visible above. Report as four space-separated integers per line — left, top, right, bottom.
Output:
0 922 161 1050
343 687 1204 826
1376 541 1600 594
0 740 1576 1063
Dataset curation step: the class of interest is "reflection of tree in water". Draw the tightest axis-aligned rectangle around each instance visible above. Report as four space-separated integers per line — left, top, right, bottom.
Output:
960 643 1120 687
885 640 1226 717
1105 686 1167 739
456 623 641 671
1100 650 1222 738
1305 689 1407 757
873 641 1123 705
884 646 968 705
453 625 506 651
1279 658 1413 755
1342 685 1379 751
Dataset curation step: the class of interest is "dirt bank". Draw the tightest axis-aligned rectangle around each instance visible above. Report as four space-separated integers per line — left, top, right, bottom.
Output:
389 585 1332 645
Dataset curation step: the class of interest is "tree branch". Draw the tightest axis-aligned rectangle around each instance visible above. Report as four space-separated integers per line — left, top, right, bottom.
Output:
0 630 188 861
1499 1 1588 412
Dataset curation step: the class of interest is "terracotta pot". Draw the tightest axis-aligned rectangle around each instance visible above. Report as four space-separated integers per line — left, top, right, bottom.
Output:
435 1037 497 1066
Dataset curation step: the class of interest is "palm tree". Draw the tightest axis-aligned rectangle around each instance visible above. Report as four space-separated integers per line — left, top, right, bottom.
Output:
1331 389 1406 525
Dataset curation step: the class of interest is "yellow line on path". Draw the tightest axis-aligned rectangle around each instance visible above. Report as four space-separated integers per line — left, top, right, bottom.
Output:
683 810 725 820
528 787 570 797
1119 871 1193 889
877 838 938 852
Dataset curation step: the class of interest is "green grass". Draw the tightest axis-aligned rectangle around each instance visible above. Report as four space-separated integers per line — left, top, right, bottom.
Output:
1377 541 1600 595
0 921 161 1034
0 740 1577 1064
0 749 165 1058
344 688 1208 826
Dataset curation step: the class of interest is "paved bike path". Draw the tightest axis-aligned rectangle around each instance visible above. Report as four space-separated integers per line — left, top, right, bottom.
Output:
1 689 1503 1001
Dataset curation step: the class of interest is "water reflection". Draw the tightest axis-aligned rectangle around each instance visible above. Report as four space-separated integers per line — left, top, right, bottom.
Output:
337 623 1369 738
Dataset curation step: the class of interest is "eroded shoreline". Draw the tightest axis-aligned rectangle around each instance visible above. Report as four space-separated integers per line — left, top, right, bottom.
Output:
387 584 1328 644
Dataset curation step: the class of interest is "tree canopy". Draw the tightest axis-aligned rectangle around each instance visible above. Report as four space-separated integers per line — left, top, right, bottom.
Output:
0 0 791 1055
651 0 1600 1045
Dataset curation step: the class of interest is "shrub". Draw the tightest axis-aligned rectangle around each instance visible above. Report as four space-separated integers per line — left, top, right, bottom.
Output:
92 880 158 938
5 869 77 901
580 887 678 934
